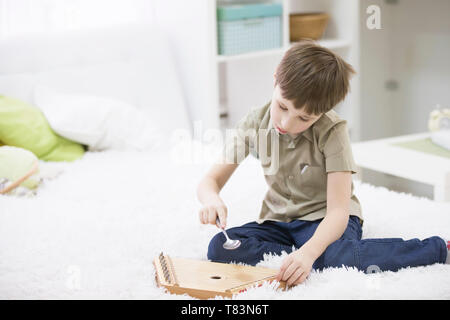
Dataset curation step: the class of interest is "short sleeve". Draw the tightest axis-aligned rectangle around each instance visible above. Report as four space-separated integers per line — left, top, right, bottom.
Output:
220 109 258 164
322 122 358 174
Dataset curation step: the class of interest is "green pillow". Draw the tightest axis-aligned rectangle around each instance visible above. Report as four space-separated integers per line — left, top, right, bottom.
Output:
0 146 40 190
0 95 85 161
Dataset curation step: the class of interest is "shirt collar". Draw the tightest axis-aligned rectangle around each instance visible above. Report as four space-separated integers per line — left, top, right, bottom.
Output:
301 126 314 143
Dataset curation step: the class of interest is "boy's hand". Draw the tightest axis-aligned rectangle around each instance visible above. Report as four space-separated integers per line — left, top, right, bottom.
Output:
276 247 316 287
198 198 228 229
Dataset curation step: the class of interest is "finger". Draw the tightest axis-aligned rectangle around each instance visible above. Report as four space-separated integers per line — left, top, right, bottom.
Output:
287 268 304 287
282 263 298 282
203 210 209 224
207 207 217 225
276 259 292 281
217 206 227 229
295 271 309 285
215 216 221 228
203 210 209 225
199 209 206 224
198 209 203 223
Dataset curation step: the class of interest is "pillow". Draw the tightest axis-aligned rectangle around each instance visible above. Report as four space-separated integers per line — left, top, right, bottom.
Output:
0 146 40 190
33 85 163 151
0 95 85 161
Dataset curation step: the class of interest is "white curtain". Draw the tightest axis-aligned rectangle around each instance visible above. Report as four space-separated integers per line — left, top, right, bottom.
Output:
0 0 155 38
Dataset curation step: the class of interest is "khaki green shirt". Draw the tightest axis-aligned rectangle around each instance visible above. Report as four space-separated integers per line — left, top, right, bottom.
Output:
222 102 363 224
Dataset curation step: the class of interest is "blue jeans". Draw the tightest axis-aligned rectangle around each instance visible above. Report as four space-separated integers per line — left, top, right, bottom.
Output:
207 215 447 273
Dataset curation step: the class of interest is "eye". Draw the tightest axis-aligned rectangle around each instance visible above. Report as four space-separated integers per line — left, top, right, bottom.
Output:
298 116 309 122
279 104 287 111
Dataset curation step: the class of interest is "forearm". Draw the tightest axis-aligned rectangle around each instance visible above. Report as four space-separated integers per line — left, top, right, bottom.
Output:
302 209 349 260
197 177 222 205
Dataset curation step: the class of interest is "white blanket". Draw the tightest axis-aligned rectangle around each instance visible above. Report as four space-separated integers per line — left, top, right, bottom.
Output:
0 147 449 300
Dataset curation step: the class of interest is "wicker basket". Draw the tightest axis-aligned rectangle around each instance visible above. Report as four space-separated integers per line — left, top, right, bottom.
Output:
289 13 329 41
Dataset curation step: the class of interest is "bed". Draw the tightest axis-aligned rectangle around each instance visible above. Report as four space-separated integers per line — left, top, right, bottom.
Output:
0 25 449 300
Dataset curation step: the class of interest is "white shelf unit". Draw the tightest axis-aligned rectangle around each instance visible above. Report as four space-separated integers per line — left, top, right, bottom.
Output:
216 39 351 63
154 0 361 141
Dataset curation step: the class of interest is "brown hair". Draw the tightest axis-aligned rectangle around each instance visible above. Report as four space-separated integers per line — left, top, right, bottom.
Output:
274 40 356 115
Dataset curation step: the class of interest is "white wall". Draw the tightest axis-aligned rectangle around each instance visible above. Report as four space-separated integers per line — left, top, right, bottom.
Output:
360 0 394 141
359 0 450 199
390 0 450 136
360 0 450 140
153 0 220 131
0 0 154 38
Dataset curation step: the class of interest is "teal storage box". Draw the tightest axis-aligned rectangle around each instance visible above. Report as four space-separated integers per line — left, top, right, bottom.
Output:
217 2 283 56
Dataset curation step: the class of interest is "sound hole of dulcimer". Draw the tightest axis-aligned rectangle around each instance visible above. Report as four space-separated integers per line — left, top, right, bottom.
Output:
210 276 222 280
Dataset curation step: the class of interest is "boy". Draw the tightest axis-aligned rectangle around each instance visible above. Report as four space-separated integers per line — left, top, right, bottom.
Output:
197 41 449 287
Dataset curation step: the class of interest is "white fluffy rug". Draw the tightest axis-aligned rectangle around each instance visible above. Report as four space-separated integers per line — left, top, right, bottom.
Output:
1 146 449 300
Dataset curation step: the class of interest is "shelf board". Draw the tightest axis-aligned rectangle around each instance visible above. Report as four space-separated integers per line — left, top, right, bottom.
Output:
290 39 351 49
216 39 351 63
217 47 286 63
317 38 351 50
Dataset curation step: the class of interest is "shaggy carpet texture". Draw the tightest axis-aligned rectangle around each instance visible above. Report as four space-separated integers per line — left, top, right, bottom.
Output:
0 146 449 299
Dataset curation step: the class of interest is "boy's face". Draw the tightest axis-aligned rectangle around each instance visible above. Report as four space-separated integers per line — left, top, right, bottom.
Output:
270 84 322 139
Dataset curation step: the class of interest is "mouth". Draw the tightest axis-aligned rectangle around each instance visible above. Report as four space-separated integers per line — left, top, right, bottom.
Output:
275 125 287 134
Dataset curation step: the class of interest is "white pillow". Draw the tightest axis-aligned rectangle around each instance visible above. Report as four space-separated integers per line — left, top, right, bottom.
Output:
33 85 163 151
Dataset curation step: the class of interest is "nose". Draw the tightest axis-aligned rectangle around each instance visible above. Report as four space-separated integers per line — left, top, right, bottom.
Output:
280 117 293 131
